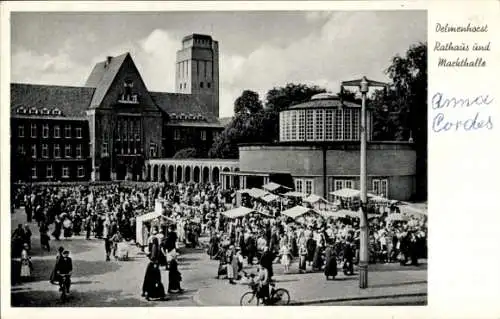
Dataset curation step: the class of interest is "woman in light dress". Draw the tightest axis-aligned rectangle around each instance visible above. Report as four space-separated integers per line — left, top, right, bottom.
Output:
20 243 33 282
279 241 292 273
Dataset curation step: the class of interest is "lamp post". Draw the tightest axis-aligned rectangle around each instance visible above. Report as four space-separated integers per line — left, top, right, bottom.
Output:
341 76 387 289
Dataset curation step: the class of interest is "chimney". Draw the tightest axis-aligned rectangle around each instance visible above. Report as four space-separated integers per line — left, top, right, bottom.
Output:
105 56 112 68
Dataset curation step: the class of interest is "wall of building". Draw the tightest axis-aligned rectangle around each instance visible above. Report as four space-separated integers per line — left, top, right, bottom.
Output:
163 125 222 158
11 117 91 182
238 143 417 200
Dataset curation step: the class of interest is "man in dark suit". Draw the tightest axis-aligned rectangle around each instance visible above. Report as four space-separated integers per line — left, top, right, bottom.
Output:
55 250 73 293
259 246 274 281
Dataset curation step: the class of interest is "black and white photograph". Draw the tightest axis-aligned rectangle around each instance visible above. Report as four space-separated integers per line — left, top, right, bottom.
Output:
8 9 428 307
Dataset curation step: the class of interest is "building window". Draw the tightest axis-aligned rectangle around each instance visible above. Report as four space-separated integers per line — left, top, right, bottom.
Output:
77 165 85 178
200 82 204 88
200 130 207 141
334 109 343 140
54 144 61 158
46 164 53 178
54 125 60 138
315 109 324 140
352 109 360 140
174 129 181 141
102 142 109 157
64 125 71 138
76 127 82 139
344 109 352 140
31 145 37 158
372 178 388 197
42 144 49 158
295 179 303 193
149 143 158 158
298 110 305 140
17 144 25 155
207 82 211 88
76 144 82 158
295 178 314 194
325 109 334 141
290 112 297 141
31 166 37 179
18 125 25 138
62 165 69 178
306 110 314 141
30 124 37 138
42 124 49 138
305 180 313 195
65 145 72 158
179 83 182 90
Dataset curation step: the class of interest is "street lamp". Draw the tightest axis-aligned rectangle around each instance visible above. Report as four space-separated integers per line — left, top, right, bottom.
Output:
341 76 388 289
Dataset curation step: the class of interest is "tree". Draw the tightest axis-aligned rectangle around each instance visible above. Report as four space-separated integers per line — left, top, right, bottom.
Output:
265 83 326 112
173 148 199 159
234 90 263 114
370 42 427 199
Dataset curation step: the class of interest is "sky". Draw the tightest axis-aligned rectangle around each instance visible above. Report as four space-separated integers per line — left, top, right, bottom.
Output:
11 11 427 117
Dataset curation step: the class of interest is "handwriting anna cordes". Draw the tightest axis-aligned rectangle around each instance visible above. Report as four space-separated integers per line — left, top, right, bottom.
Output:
432 92 494 110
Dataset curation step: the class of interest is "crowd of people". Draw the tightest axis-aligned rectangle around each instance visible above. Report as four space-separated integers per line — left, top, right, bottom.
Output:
11 180 427 302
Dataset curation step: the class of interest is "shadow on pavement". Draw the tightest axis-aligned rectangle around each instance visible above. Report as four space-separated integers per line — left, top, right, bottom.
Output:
18 259 122 284
370 280 428 288
11 288 154 307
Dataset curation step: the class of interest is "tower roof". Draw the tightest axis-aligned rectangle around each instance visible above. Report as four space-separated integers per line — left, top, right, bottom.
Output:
182 33 213 42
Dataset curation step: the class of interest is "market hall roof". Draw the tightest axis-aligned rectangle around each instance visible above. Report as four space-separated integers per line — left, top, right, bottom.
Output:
287 93 361 110
11 83 95 118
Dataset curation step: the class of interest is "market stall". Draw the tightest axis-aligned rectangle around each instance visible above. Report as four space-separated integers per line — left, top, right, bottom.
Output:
262 182 291 194
135 211 163 246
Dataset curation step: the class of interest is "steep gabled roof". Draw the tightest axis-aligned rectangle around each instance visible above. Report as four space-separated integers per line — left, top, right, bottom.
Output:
84 53 129 108
150 92 219 123
10 83 94 118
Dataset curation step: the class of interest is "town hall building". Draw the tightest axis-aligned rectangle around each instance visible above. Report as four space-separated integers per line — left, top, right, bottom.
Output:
10 34 224 183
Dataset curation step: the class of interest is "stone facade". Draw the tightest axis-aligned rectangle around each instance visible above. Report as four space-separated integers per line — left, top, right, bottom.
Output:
237 143 417 201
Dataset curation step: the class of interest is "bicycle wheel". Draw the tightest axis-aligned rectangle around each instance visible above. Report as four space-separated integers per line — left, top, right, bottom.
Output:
240 292 259 306
272 288 290 305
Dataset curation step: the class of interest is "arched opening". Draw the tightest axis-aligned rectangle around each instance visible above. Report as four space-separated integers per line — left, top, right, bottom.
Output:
212 166 220 185
234 167 240 189
168 165 174 182
176 166 183 183
160 165 166 182
185 166 191 183
203 167 210 183
193 166 200 183
153 165 159 182
223 167 230 189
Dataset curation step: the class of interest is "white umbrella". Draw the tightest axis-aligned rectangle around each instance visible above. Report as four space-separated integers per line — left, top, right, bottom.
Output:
221 207 256 219
303 194 328 204
283 191 308 198
262 182 291 192
261 193 280 203
281 205 321 219
329 188 360 198
386 213 409 222
247 188 269 199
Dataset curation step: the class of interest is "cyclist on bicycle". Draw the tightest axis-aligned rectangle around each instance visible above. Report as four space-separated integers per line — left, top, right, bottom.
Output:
54 250 73 293
256 263 270 304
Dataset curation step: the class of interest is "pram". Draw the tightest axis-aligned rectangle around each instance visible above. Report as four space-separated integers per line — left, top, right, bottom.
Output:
116 242 129 261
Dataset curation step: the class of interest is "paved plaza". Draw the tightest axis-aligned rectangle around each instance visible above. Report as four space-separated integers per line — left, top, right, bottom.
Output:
11 208 427 307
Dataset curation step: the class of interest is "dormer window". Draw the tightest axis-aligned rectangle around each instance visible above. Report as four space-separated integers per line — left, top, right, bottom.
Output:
17 107 26 114
41 108 50 115
29 108 38 115
52 108 61 115
170 113 177 119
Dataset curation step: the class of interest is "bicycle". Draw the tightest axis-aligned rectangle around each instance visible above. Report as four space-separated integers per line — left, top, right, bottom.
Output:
240 277 290 306
58 273 71 302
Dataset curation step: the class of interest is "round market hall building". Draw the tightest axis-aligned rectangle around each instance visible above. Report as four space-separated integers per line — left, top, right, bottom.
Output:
222 93 417 201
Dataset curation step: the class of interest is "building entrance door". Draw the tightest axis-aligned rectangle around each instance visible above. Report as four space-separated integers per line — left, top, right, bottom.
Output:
99 158 111 181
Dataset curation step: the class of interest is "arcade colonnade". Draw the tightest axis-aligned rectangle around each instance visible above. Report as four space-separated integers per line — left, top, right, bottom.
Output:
146 158 240 188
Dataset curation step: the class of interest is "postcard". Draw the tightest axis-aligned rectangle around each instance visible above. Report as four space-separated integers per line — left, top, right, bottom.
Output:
1 1 499 319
